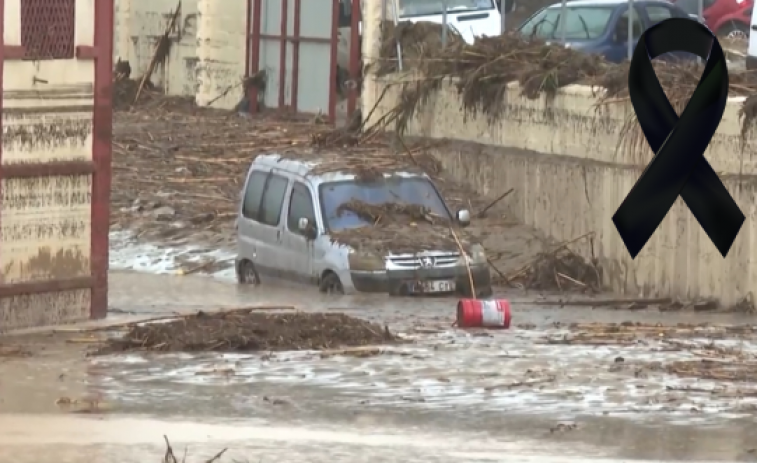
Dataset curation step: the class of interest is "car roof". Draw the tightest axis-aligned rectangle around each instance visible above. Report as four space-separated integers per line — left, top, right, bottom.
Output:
252 151 429 182
546 0 673 7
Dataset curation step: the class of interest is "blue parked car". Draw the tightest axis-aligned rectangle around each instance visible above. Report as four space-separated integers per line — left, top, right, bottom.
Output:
516 0 701 62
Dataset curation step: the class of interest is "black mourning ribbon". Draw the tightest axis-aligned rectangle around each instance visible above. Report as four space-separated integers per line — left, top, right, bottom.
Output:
612 18 744 258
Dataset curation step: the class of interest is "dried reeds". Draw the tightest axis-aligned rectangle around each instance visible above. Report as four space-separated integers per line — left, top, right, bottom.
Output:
373 23 757 158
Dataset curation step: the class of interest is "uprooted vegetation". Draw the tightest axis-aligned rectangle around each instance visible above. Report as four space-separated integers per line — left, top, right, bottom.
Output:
505 234 602 293
330 198 464 254
374 22 757 150
95 308 398 355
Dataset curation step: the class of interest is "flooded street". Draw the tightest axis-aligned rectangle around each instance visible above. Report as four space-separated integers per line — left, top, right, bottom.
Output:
3 263 757 461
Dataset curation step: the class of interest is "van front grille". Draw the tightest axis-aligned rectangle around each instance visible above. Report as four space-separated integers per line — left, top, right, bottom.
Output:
387 254 459 269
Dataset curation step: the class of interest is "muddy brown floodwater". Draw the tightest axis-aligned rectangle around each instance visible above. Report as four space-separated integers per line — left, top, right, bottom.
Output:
3 271 757 462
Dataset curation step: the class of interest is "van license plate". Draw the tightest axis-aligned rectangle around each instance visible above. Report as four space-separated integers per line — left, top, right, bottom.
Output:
415 280 456 293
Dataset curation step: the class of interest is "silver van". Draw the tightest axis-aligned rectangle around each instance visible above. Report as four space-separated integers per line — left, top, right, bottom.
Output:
235 153 493 297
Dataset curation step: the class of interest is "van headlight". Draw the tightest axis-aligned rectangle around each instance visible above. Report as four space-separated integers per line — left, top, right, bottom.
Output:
348 251 385 271
468 244 487 265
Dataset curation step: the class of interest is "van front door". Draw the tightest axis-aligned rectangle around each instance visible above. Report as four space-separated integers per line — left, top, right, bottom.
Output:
282 181 317 284
238 171 290 277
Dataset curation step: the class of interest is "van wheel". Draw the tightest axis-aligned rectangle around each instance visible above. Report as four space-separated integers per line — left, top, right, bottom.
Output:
718 22 749 40
319 272 344 294
237 260 261 285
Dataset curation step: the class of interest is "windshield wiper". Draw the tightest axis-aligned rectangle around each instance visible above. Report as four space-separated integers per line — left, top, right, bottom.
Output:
576 13 591 38
544 12 590 40
530 17 557 39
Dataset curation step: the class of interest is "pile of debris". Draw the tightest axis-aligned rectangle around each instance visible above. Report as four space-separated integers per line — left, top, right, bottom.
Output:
541 321 757 346
113 77 196 113
112 99 584 288
109 74 593 291
339 200 444 223
375 24 757 135
95 308 398 354
375 20 466 76
330 200 464 254
665 359 757 383
546 321 757 383
504 242 601 293
111 108 329 247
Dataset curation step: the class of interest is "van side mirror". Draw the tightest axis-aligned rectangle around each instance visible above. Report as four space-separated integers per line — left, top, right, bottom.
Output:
298 217 318 239
456 209 471 227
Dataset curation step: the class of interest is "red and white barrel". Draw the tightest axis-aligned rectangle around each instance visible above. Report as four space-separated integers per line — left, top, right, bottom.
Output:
456 299 512 328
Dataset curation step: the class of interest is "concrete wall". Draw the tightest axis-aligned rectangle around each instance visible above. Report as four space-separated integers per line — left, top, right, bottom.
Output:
114 0 247 109
362 74 757 306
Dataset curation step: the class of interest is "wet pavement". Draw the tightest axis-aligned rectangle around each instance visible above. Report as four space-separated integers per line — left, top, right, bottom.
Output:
3 236 757 461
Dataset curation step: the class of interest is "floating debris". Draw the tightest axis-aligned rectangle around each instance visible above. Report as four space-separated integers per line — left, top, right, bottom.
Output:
94 309 398 354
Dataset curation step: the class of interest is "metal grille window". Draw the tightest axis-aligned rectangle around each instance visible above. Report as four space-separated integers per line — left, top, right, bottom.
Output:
21 0 76 60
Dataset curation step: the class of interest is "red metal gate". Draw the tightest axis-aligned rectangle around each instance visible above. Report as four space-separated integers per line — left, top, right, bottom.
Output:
0 0 112 331
246 0 358 123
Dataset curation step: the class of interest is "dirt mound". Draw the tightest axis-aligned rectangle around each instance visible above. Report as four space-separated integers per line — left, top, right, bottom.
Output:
95 309 398 354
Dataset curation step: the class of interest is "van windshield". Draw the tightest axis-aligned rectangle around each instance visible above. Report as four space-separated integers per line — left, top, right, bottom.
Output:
319 177 451 231
400 0 495 17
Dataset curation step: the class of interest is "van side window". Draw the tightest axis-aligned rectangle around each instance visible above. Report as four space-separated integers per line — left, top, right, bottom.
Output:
242 171 268 219
287 182 316 235
259 174 289 226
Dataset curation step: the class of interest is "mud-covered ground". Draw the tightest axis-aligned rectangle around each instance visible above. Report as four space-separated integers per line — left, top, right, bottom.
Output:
3 272 757 461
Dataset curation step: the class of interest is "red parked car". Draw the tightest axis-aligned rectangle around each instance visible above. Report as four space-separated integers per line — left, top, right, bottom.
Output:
674 0 752 37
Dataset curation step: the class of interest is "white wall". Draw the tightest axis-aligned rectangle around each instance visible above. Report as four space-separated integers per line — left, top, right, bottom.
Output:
114 0 199 98
195 0 247 108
